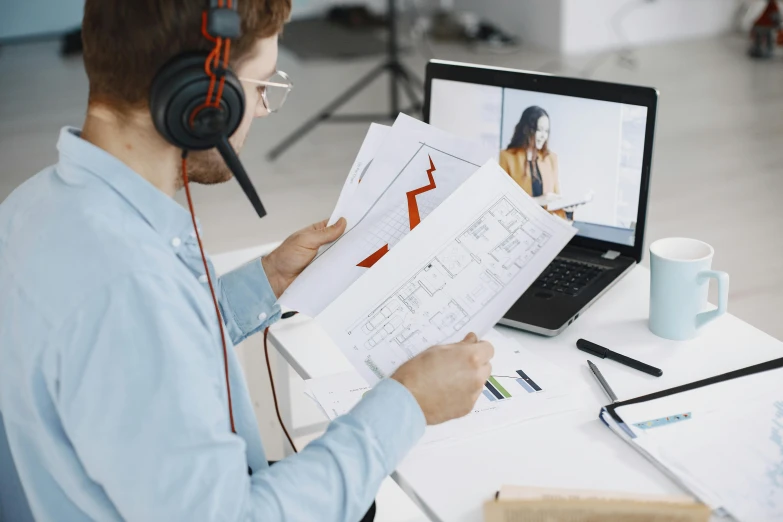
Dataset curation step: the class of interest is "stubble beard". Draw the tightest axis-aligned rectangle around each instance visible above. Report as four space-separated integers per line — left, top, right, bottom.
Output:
178 135 244 187
181 148 234 186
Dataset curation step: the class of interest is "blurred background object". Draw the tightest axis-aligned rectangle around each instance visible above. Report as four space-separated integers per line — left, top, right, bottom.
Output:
266 0 424 160
748 0 782 58
283 5 387 60
0 0 82 41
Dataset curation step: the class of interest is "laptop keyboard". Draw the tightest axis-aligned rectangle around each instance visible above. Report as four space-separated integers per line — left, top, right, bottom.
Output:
532 258 607 296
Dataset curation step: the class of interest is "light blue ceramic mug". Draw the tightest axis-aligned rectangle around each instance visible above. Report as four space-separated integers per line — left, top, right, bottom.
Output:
649 238 729 341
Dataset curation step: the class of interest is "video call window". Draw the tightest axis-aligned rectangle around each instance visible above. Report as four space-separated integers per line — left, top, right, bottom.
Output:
430 79 648 247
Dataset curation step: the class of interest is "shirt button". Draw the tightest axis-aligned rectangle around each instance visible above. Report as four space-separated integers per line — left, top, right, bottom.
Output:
198 274 208 284
258 312 267 322
171 237 182 248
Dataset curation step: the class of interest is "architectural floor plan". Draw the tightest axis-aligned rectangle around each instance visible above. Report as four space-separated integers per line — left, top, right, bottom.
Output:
318 159 576 386
347 196 553 380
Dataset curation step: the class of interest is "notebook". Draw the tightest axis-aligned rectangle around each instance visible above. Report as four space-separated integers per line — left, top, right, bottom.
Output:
600 357 783 521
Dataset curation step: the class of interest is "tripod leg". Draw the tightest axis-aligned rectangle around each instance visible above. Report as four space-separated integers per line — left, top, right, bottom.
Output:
267 62 390 160
392 63 422 114
397 63 425 92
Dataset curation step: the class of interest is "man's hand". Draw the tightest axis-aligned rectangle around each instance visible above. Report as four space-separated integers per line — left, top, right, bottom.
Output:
262 218 347 298
391 333 494 425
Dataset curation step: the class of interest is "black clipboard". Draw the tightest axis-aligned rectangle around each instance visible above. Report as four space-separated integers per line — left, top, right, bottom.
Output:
605 356 783 425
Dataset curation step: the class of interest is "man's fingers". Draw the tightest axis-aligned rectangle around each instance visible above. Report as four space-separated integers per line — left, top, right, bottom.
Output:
301 218 346 248
462 332 478 343
320 217 346 242
471 341 494 365
478 362 492 382
309 219 329 232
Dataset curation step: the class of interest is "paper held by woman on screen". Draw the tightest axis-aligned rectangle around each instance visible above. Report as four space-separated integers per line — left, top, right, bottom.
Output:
534 190 595 212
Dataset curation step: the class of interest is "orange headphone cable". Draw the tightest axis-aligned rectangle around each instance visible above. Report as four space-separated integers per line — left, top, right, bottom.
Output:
264 327 298 453
181 153 237 434
181 1 295 452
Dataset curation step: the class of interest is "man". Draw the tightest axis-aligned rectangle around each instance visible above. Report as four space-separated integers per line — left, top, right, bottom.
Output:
0 1 494 521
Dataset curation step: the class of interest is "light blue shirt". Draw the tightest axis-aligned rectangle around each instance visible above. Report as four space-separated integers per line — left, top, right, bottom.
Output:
0 128 425 522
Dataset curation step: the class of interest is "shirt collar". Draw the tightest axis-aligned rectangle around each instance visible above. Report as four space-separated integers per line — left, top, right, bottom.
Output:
56 127 196 242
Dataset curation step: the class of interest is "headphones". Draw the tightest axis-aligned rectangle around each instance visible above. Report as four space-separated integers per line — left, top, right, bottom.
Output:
149 0 267 218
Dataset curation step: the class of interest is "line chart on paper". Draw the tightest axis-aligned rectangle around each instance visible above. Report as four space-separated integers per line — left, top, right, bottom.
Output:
357 154 438 268
352 145 478 269
278 114 497 319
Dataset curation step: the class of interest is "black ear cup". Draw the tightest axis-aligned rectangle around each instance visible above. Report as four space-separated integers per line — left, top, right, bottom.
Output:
150 52 245 151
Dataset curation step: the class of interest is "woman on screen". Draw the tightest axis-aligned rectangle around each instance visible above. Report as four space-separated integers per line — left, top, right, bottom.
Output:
499 106 567 219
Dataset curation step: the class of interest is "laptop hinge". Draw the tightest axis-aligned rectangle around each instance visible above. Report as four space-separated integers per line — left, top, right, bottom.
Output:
602 250 621 260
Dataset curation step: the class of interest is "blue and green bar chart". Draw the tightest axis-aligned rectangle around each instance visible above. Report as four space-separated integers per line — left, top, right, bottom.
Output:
482 370 542 402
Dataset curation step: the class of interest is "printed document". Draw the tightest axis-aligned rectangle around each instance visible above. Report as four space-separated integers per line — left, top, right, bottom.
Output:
317 159 576 385
280 114 495 317
604 364 783 521
327 123 390 227
305 329 585 445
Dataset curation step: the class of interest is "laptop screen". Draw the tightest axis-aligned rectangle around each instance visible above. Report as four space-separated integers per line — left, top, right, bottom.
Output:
429 78 649 247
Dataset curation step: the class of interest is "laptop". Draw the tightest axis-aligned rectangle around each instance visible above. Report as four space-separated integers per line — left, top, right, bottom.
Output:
424 60 658 336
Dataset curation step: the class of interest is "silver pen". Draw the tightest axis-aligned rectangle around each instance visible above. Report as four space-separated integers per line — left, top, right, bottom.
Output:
587 360 618 403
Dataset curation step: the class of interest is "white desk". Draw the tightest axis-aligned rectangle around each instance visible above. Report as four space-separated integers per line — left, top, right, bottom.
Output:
261 265 783 522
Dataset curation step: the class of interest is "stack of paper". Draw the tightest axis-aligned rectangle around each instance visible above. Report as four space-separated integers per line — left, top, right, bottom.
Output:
287 114 579 443
280 114 498 317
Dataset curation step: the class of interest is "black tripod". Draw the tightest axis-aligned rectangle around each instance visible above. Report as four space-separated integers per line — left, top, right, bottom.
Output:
267 0 423 160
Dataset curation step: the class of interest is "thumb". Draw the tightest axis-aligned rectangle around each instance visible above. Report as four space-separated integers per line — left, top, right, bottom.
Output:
462 332 478 343
313 217 346 245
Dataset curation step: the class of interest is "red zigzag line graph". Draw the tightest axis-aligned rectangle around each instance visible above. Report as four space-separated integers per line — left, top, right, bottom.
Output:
357 155 437 268
406 155 437 230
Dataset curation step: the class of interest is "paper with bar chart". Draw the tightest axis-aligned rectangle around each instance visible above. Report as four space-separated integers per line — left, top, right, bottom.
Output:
279 114 495 318
305 329 585 445
317 160 576 386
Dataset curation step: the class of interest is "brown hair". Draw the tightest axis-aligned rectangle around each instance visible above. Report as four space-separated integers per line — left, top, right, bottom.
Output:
506 105 550 158
82 0 291 110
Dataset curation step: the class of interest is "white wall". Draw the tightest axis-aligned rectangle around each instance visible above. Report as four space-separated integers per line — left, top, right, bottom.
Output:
561 0 738 55
455 0 738 55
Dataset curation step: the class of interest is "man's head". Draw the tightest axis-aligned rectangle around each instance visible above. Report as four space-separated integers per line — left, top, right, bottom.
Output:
81 0 291 184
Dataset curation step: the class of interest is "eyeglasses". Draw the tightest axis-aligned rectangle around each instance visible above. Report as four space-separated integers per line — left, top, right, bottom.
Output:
239 71 293 113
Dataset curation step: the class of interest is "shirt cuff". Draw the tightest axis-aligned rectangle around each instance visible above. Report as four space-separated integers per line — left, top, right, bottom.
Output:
348 378 426 472
216 258 281 344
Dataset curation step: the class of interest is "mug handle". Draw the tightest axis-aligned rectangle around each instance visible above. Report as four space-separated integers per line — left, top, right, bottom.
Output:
696 270 730 328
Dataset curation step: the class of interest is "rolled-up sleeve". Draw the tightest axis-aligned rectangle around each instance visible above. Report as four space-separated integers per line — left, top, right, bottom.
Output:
215 258 281 344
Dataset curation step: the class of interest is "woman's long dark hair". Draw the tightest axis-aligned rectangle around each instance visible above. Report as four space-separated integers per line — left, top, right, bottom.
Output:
506 106 550 156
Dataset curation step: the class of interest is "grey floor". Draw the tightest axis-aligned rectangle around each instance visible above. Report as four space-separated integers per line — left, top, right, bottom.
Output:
1 34 782 348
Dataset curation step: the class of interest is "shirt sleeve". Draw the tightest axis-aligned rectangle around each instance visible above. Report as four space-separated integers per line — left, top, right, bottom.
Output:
54 272 425 522
247 378 425 520
215 257 281 345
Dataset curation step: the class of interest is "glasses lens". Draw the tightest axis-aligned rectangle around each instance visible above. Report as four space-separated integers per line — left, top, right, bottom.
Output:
264 71 292 112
